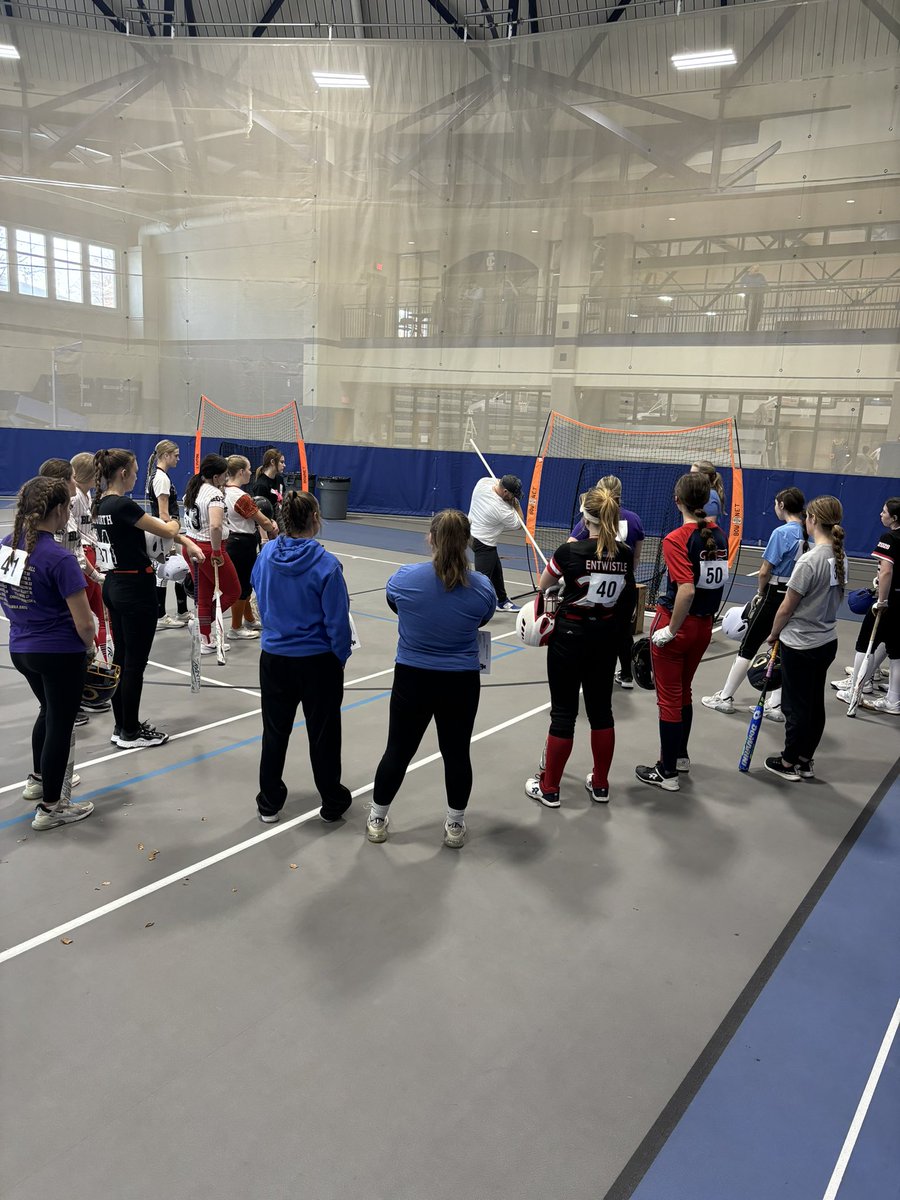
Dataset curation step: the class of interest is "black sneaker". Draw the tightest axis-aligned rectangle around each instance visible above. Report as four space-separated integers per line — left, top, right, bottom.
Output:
585 773 610 803
635 764 679 792
796 759 815 779
81 699 112 713
615 669 634 690
525 776 560 808
110 726 121 745
115 723 169 749
764 756 801 781
75 710 90 727
320 797 352 823
257 810 280 824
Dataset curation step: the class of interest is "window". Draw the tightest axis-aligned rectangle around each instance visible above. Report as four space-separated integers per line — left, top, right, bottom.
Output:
0 228 8 291
88 243 116 308
53 237 83 303
16 229 47 297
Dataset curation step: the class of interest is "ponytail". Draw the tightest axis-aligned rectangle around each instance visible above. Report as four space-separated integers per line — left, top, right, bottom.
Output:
675 472 718 554
806 495 846 591
184 453 227 511
256 448 281 481
430 509 471 590
692 460 726 508
145 438 179 501
580 485 620 558
92 448 135 517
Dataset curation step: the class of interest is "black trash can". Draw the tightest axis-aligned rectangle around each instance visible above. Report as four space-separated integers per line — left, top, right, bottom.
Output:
318 476 351 520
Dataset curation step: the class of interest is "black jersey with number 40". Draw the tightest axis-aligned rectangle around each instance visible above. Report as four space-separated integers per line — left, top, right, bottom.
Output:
546 539 636 627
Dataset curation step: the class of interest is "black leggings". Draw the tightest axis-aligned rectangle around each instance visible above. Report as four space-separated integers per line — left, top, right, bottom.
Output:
103 572 158 734
780 639 838 764
156 580 188 618
373 663 481 809
739 583 787 660
12 651 87 806
227 532 259 600
547 619 619 738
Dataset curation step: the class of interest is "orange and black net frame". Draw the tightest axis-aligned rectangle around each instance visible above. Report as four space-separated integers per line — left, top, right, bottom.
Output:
193 395 309 491
525 413 743 614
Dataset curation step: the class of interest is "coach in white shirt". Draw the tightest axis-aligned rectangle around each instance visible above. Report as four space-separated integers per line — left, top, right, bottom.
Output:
467 473 523 612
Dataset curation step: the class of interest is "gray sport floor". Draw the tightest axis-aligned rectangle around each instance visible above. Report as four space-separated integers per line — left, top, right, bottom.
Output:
1 520 897 1200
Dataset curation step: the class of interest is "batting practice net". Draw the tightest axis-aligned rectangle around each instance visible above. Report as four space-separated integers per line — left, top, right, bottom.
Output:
525 414 743 607
194 396 309 490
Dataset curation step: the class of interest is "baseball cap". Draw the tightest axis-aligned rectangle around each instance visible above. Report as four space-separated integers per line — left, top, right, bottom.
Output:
499 474 522 499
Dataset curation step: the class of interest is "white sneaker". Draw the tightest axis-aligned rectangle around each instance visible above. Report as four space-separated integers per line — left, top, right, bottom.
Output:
366 811 389 843
157 614 189 629
762 705 785 723
443 820 467 848
860 696 900 715
22 773 81 801
243 619 262 631
701 692 735 714
831 677 872 694
32 800 94 830
200 636 231 655
227 627 260 640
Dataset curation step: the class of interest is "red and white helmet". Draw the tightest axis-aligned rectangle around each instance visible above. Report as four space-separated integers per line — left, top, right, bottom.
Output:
515 594 555 647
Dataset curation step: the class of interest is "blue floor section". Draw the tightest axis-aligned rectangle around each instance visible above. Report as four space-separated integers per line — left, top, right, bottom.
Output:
626 767 900 1200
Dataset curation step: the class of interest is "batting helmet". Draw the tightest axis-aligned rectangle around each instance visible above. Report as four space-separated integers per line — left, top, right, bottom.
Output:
631 637 654 690
747 647 782 691
83 660 121 707
847 588 876 616
515 594 555 648
720 606 749 641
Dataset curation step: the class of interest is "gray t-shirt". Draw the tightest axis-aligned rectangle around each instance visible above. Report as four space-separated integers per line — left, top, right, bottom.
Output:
781 542 843 649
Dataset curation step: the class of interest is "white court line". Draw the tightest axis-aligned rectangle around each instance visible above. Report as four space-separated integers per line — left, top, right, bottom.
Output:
147 658 262 699
821 995 900 1200
0 695 550 965
334 552 409 567
0 632 518 797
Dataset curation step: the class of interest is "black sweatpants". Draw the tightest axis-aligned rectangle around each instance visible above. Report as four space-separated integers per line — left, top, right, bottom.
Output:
547 618 619 738
373 663 481 809
227 531 259 601
739 583 787 660
103 571 158 735
156 580 188 618
472 538 507 605
257 649 351 818
12 651 87 806
780 639 838 764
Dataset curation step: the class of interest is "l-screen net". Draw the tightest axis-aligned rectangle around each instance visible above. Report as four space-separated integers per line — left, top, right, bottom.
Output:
194 395 309 490
526 414 743 608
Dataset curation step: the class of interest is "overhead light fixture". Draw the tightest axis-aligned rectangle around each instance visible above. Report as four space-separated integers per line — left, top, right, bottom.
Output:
704 311 717 317
671 49 736 70
407 240 415 245
531 229 539 234
0 44 20 60
668 216 676 221
628 313 640 319
311 70 370 89
846 199 856 204
658 295 673 303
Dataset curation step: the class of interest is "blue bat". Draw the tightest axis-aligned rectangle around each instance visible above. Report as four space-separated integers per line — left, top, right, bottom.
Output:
739 641 779 772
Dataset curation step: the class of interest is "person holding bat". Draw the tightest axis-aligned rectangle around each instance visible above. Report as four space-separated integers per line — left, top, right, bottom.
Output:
635 472 728 792
764 496 846 780
860 497 900 715
182 454 241 657
0 477 95 829
94 448 204 749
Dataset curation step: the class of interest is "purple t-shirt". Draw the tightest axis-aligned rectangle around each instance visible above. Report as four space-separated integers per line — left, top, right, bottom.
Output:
570 505 644 549
0 531 87 654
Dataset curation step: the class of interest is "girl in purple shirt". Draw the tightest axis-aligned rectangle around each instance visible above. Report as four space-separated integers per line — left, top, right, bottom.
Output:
1 477 96 829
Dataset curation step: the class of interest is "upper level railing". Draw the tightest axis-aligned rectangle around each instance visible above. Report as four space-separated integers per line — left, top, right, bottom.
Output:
342 296 554 341
581 281 900 336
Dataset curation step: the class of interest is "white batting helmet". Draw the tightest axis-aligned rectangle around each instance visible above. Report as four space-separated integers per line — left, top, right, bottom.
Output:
719 606 748 641
515 595 555 648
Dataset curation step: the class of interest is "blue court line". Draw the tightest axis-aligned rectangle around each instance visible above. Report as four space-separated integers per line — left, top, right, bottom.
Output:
623 767 900 1200
1 643 524 833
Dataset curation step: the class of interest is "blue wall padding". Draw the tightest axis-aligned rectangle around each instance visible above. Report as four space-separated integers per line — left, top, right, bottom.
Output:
1 430 896 557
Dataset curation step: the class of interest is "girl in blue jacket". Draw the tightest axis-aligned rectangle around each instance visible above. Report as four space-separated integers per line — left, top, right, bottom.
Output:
251 490 353 824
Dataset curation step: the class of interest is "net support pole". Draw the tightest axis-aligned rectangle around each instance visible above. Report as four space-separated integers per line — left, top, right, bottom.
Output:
469 438 548 567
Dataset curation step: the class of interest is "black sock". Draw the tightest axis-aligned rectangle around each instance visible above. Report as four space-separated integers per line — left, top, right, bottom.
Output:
659 721 681 776
679 705 693 758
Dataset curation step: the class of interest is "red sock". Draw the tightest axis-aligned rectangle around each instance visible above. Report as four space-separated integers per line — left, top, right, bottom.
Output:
541 735 573 793
589 728 615 789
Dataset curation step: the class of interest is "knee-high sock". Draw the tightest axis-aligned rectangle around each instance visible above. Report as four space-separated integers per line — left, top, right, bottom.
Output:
659 721 682 776
721 654 751 701
542 735 573 792
589 728 615 789
678 705 693 758
766 687 782 710
888 659 900 707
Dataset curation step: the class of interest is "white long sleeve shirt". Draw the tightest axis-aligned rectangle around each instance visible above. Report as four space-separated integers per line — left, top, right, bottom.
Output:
467 477 520 545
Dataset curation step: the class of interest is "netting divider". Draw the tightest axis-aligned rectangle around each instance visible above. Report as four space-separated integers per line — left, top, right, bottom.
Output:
193 395 308 491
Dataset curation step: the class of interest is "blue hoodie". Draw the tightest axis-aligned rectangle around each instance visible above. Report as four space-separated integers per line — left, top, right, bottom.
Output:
251 535 351 662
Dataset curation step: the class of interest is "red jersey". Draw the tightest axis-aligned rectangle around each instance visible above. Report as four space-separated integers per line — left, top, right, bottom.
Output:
659 521 729 617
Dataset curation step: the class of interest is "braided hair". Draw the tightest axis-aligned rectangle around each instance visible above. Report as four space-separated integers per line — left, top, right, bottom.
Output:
806 495 846 590
674 472 718 556
92 449 135 517
3 476 71 571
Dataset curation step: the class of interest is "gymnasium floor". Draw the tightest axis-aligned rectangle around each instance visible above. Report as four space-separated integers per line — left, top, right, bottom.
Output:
1 516 898 1200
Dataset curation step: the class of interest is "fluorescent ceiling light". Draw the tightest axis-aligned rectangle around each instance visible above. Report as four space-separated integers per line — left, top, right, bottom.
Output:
671 49 736 70
658 295 673 302
704 311 717 317
311 71 369 89
846 198 856 204
0 44 20 60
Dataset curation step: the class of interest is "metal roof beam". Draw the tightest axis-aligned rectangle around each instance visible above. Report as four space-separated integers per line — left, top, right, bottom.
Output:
27 65 150 120
425 0 466 40
569 102 708 183
507 0 519 36
135 0 156 35
718 7 799 97
388 78 497 184
90 0 127 34
477 0 500 39
183 0 198 36
252 0 287 38
720 140 782 189
606 0 634 23
858 0 900 43
163 0 174 36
